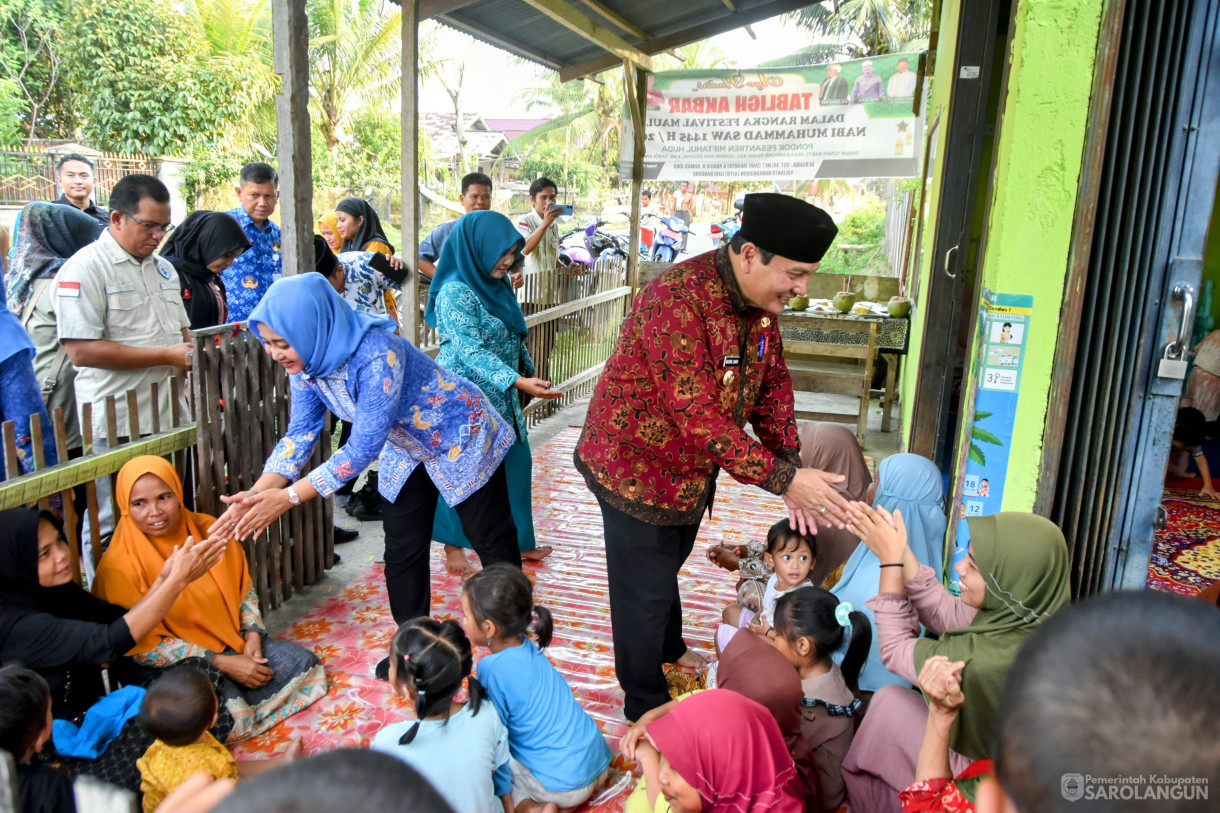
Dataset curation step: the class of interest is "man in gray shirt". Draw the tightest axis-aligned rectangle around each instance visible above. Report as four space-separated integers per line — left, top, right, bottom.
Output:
55 174 192 576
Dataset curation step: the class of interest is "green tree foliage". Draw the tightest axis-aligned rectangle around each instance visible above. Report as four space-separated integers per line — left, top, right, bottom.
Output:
512 72 625 195
789 0 931 58
818 200 890 276
67 0 252 155
517 141 603 198
307 0 402 150
313 107 404 191
0 76 26 145
0 0 74 140
185 0 280 151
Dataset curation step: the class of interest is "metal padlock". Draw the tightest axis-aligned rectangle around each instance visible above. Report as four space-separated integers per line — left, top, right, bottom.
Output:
1158 357 1188 379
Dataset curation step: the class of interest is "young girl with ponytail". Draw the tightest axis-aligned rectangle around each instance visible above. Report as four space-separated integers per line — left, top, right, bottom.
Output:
771 587 872 812
462 564 610 813
372 617 512 813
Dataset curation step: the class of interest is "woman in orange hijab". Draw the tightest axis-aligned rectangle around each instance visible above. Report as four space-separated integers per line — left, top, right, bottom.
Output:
94 456 328 742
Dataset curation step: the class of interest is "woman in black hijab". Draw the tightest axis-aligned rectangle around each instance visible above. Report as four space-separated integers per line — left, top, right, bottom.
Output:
334 197 395 254
0 508 227 789
160 211 252 329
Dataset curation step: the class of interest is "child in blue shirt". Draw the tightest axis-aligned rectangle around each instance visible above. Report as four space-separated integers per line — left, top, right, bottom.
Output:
462 564 611 813
372 617 511 813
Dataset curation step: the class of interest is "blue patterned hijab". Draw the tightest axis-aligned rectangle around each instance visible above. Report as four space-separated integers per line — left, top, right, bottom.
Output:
831 453 948 692
247 274 396 378
424 210 527 338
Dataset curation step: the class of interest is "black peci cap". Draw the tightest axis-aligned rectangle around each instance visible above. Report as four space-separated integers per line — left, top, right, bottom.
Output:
738 193 838 263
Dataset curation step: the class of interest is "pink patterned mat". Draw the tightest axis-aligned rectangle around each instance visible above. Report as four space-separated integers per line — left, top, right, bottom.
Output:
232 426 788 811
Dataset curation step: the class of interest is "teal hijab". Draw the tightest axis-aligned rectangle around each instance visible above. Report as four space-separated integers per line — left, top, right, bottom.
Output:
424 210 527 338
831 453 947 692
247 274 396 377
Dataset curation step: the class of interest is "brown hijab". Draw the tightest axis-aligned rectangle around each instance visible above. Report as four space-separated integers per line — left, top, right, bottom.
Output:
718 629 823 813
797 422 872 584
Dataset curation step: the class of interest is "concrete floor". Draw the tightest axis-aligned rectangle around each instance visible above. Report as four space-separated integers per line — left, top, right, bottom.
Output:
267 391 901 633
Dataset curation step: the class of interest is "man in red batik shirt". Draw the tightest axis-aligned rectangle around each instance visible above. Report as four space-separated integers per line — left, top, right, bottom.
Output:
574 193 850 721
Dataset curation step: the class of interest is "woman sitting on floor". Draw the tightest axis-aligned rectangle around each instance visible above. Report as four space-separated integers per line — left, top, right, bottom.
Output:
707 422 873 590
623 689 805 813
94 456 328 743
0 507 225 791
831 453 947 693
621 629 823 812
840 505 1069 813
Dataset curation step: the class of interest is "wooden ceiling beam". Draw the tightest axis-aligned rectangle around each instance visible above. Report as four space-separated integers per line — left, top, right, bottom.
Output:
577 0 649 42
521 0 653 74
558 0 822 82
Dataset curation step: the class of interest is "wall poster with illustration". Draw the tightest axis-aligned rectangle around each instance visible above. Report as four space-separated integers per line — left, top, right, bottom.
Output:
948 290 1034 593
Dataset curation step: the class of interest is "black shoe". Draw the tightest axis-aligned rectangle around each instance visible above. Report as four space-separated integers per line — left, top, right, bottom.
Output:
374 657 390 681
333 527 359 544
347 472 382 521
331 552 342 565
349 499 382 522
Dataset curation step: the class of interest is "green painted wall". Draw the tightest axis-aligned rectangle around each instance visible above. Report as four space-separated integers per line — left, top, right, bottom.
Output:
899 0 961 438
900 0 1108 509
1201 173 1220 329
964 0 1107 511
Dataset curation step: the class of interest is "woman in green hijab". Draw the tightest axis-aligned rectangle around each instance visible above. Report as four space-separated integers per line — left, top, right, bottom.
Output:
838 503 1070 813
424 211 563 574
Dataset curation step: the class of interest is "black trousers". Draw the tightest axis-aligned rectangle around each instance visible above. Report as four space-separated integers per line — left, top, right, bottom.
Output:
381 462 521 623
598 497 701 722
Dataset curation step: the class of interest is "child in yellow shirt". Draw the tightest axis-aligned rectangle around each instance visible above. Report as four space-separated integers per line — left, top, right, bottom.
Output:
136 668 299 812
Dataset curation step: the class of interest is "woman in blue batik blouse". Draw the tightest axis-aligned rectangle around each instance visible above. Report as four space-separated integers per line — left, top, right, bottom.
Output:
425 211 563 575
211 274 521 677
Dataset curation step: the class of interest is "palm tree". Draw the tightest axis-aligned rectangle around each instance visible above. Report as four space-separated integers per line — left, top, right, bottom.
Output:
307 0 402 150
789 0 931 58
185 0 280 149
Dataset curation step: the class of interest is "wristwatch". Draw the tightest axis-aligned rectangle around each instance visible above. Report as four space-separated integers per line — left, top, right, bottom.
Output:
286 485 301 505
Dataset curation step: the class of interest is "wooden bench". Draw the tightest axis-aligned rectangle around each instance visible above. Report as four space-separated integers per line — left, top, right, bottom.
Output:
782 317 879 443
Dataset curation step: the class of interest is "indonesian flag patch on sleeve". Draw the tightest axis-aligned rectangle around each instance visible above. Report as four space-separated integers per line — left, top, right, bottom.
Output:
57 281 81 298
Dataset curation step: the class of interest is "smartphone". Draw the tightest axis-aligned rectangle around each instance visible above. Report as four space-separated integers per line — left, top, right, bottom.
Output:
549 204 575 217
368 251 408 285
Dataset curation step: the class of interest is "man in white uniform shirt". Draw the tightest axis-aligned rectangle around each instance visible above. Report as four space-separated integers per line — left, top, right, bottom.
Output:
54 174 192 577
516 176 562 380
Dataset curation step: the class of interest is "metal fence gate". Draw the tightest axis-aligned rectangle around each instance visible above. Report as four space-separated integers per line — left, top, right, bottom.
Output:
1046 0 1220 596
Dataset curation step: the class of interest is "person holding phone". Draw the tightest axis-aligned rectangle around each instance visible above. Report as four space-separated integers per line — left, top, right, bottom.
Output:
515 177 563 381
313 238 407 318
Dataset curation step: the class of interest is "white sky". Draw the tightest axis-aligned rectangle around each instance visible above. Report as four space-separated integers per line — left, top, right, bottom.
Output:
419 13 813 117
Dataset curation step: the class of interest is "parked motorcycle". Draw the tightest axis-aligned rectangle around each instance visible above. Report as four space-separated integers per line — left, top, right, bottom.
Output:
708 198 744 247
579 219 646 271
647 214 690 264
558 223 594 273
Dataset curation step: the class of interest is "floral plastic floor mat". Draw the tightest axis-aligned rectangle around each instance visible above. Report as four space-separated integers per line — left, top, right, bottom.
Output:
232 426 788 811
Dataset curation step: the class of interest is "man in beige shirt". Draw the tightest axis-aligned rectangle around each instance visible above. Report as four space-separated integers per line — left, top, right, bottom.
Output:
54 174 192 576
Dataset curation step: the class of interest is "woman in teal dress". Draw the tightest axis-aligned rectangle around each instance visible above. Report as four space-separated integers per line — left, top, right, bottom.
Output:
426 211 562 573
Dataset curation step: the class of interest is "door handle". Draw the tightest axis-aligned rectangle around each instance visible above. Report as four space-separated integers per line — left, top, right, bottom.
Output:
1153 505 1167 532
1164 282 1196 359
943 245 959 280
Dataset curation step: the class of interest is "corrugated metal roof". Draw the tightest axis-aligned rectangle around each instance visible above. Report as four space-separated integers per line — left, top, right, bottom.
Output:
406 0 823 79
